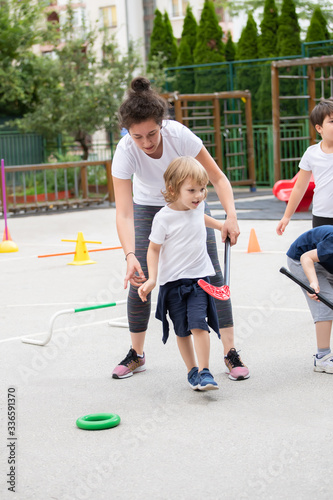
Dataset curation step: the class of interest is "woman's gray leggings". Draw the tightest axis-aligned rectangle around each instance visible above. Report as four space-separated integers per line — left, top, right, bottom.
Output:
128 202 234 333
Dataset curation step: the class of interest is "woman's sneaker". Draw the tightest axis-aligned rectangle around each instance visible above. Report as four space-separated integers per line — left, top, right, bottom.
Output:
198 368 219 391
112 348 146 379
314 353 333 373
187 367 199 390
224 348 250 381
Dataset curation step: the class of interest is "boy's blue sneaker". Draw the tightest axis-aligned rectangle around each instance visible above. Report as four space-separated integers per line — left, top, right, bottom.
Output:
187 367 199 390
198 368 219 391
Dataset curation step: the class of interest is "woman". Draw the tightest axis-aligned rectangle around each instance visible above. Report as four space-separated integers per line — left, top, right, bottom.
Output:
111 76 249 382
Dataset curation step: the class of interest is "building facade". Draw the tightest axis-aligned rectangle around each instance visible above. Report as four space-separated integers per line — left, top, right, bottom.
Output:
42 1 234 64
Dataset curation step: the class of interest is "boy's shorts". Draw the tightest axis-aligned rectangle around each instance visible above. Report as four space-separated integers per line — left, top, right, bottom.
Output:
166 279 212 337
287 257 333 323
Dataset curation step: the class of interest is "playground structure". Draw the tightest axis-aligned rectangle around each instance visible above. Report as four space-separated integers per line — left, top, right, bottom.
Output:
273 172 315 212
271 55 333 184
163 90 256 190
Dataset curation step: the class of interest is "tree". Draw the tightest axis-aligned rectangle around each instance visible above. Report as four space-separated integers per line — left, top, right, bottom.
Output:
0 0 53 118
216 0 333 27
175 5 198 94
277 0 301 57
193 0 225 64
259 0 279 58
256 0 279 121
14 4 141 159
236 13 260 119
193 0 225 93
179 4 198 56
176 39 195 93
148 9 178 70
225 31 236 62
162 11 178 67
148 9 165 63
236 12 258 61
306 7 330 43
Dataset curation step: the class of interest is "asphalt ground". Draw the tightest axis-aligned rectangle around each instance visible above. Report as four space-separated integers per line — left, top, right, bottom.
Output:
1 189 331 500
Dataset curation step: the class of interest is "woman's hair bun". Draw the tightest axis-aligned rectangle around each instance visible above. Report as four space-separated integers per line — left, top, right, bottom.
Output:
131 77 151 93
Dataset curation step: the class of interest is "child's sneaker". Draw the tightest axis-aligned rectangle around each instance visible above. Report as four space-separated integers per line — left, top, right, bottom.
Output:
187 367 199 390
224 348 250 381
198 368 219 391
313 353 333 374
112 348 146 379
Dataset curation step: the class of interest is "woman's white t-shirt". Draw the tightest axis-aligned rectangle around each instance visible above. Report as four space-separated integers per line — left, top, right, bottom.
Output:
111 120 203 206
149 201 215 285
299 142 333 217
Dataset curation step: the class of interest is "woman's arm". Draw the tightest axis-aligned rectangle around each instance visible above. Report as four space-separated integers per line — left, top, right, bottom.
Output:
196 146 240 245
113 176 146 289
138 241 161 302
276 169 312 235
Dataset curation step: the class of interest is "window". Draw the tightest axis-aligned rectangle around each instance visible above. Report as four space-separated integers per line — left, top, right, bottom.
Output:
100 6 117 29
171 0 188 17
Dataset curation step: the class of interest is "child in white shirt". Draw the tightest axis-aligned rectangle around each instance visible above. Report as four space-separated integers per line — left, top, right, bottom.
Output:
277 99 333 234
138 156 225 391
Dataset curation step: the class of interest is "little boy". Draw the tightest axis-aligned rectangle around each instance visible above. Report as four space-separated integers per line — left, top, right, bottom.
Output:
286 225 333 373
277 99 333 235
138 156 223 391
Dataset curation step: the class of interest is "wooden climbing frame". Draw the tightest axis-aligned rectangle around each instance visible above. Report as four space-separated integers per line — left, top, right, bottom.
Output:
164 91 256 189
271 55 333 183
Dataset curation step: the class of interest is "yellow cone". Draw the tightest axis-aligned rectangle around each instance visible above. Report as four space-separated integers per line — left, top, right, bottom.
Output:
67 232 96 265
0 239 19 253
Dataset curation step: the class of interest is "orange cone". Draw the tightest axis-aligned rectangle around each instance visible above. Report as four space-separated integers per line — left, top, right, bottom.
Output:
247 228 261 253
2 227 12 241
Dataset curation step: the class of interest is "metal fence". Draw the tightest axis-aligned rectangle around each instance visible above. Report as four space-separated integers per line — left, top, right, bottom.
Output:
0 132 44 165
0 122 312 192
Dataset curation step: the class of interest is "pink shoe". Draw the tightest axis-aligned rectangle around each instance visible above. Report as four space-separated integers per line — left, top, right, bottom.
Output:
224 348 250 381
112 348 146 379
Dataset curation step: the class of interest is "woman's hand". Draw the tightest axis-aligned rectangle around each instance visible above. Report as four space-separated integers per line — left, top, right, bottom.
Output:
222 215 240 246
124 254 146 289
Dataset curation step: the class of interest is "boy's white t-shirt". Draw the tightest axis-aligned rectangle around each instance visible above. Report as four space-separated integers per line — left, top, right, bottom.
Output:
299 142 333 217
149 201 215 285
111 120 203 206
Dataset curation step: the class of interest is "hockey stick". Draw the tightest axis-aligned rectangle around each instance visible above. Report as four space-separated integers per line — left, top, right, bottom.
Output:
198 238 231 301
279 266 333 310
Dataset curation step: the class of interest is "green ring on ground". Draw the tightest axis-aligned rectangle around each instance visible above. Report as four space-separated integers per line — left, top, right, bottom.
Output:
76 413 121 430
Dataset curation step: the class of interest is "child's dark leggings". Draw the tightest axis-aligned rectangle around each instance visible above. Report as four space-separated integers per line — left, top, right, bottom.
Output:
128 203 234 333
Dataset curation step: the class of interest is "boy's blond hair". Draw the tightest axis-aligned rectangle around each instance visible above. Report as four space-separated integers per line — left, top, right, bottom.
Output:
162 156 209 203
310 99 333 128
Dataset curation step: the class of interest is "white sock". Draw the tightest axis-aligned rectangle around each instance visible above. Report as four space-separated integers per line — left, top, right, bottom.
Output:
316 348 331 359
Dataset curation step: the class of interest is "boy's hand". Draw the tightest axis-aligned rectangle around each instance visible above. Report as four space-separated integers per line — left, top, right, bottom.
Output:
124 254 146 289
307 281 320 302
138 279 156 302
276 216 290 235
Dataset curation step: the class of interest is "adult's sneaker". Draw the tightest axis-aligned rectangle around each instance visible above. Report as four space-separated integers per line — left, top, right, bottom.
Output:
224 348 250 381
197 368 219 391
314 353 333 374
187 367 199 390
112 348 146 379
